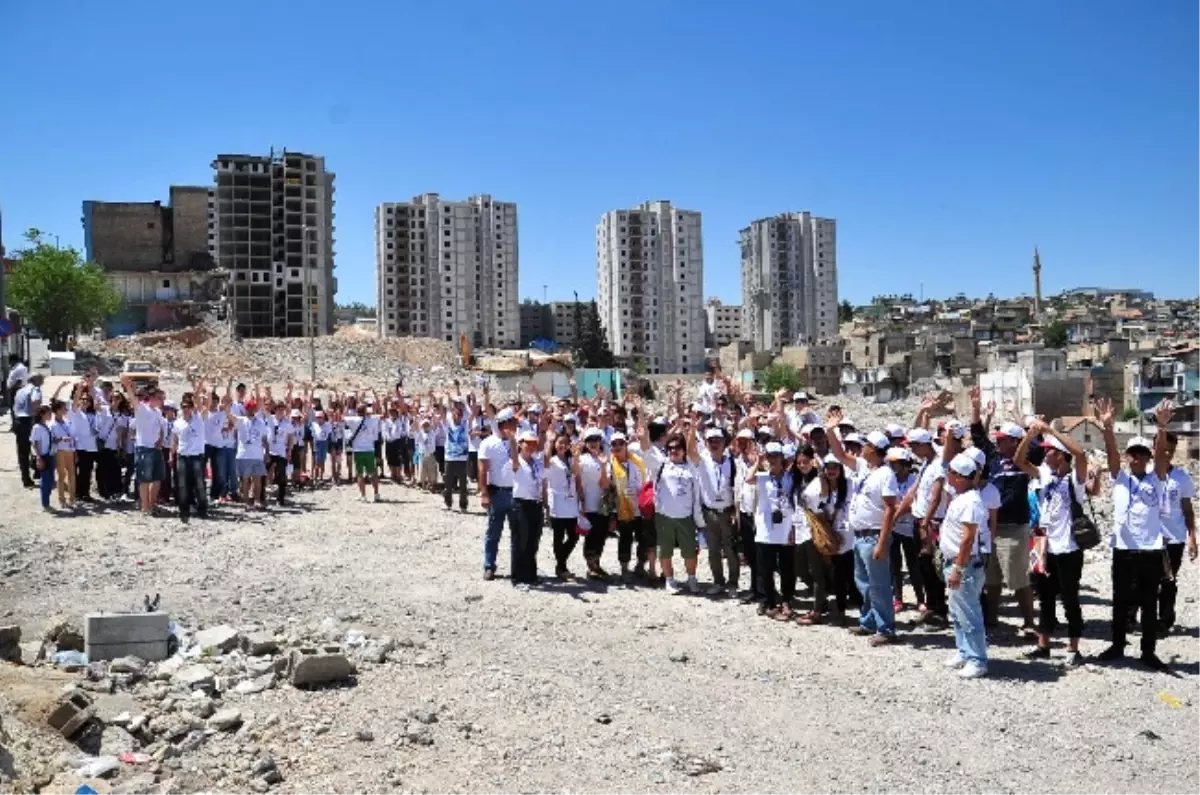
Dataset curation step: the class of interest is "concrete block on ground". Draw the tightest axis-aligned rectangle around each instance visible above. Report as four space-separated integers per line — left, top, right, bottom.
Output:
85 612 170 662
194 625 241 654
0 624 21 662
288 645 356 687
47 690 95 738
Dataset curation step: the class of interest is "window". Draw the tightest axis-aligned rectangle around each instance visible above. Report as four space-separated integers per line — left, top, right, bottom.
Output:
162 279 170 288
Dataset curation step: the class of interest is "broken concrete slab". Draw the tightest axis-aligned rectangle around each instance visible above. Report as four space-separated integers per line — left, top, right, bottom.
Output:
172 664 216 691
194 625 242 654
93 692 139 723
288 646 356 687
208 708 243 731
85 612 170 662
0 624 21 662
242 631 279 656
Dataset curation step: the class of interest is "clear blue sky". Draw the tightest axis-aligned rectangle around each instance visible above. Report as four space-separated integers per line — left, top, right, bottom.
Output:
2 0 1196 306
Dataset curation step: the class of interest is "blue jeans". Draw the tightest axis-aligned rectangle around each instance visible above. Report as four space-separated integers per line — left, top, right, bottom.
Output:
220 447 237 496
945 558 988 667
483 486 515 571
39 453 57 508
854 534 896 636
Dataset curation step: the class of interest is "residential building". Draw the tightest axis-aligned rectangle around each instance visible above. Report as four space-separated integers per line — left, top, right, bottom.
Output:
596 201 704 374
704 298 742 347
375 194 518 348
777 340 845 395
549 301 583 349
210 150 336 338
741 212 838 350
519 301 551 347
82 186 224 335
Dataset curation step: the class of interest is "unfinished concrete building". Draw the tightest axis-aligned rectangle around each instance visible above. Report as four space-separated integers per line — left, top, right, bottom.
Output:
210 150 336 338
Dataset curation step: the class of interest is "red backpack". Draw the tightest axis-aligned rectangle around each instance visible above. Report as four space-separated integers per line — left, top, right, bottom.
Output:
638 466 662 521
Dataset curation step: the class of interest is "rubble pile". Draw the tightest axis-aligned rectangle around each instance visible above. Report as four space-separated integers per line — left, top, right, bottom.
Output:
0 614 419 794
80 324 466 390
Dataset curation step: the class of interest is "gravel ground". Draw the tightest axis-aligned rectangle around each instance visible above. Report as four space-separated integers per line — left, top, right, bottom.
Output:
1 401 1198 793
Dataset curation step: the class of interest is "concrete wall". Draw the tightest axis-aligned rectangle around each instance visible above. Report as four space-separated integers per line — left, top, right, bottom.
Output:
168 186 212 270
86 201 165 271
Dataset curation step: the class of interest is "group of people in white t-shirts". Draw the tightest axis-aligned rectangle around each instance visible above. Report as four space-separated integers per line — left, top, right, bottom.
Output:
471 370 1195 681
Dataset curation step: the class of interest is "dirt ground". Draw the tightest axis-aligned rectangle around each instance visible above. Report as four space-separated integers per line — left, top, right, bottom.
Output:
1 408 1198 794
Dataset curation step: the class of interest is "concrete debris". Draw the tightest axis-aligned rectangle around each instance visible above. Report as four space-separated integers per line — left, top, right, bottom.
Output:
0 624 21 663
242 631 280 657
171 664 216 692
46 690 95 739
208 708 243 732
193 625 242 654
288 646 356 687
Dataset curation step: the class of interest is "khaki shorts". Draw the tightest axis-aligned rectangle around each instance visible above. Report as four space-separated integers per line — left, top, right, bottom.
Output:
656 515 698 560
986 523 1031 590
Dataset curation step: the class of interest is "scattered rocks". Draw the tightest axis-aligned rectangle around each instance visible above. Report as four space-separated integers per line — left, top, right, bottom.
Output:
233 673 275 695
208 708 243 732
44 616 85 652
288 647 356 687
108 656 147 675
242 631 279 656
668 649 690 663
404 723 434 746
0 624 22 662
172 664 216 692
193 625 242 654
355 729 375 742
99 725 137 756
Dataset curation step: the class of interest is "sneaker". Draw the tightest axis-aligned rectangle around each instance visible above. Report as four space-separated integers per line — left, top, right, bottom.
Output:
847 626 872 637
726 584 739 597
869 633 897 647
1140 653 1169 672
1094 644 1125 663
1023 645 1052 660
958 663 988 679
704 583 725 597
483 569 496 582
665 579 683 595
1065 651 1085 667
686 577 700 594
943 653 967 669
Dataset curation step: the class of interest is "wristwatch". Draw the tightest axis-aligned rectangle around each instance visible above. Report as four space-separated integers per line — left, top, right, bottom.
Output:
950 563 965 576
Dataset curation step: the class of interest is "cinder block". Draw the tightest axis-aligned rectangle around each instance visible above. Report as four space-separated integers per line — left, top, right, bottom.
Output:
47 691 95 738
85 612 170 662
289 645 356 687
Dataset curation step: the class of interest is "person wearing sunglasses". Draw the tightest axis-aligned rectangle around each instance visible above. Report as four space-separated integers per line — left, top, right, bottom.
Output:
689 426 739 596
579 427 613 581
655 433 704 594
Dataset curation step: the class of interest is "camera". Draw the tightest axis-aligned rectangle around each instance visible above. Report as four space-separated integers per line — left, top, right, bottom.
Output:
771 509 784 525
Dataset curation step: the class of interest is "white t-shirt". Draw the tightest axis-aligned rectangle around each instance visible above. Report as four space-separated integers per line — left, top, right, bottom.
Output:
695 450 735 510
236 416 268 461
96 409 118 450
696 380 720 411
1111 470 1166 551
31 422 54 455
160 415 175 452
546 457 579 519
753 470 794 544
512 455 544 501
655 459 703 525
346 415 381 453
1162 468 1196 545
416 428 437 455
736 456 757 515
174 415 207 456
6 362 29 389
268 419 295 457
941 489 987 560
912 458 946 520
49 417 74 452
803 479 854 554
578 453 606 513
13 383 41 418
311 420 331 443
478 435 514 488
1037 464 1085 555
848 460 898 532
205 410 231 449
69 409 99 453
893 472 918 537
643 444 666 481
133 402 164 448
978 482 1001 554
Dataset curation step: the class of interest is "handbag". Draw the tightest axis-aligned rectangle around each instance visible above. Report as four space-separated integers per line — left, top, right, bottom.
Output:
1066 478 1100 551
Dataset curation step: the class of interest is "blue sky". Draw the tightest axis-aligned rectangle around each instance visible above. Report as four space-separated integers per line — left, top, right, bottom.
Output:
2 0 1196 306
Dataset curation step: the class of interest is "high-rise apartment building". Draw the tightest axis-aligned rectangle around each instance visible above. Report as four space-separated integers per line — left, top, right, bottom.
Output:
741 212 837 349
704 298 743 347
210 150 336 338
374 194 518 348
596 201 705 374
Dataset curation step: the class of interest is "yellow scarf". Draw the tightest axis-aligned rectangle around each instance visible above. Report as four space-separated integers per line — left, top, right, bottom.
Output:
610 453 646 522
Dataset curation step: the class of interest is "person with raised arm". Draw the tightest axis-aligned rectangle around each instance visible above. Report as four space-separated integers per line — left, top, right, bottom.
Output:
1094 397 1174 671
478 407 518 581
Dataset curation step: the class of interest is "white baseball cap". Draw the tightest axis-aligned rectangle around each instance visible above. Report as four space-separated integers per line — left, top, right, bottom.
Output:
949 452 979 477
822 453 842 467
884 423 905 439
1125 436 1153 453
945 420 967 440
765 442 784 455
885 447 912 463
736 428 754 440
704 427 725 440
968 447 987 468
563 413 578 423
527 404 542 414
495 408 516 423
865 430 891 450
582 427 604 440
993 422 1026 440
793 391 811 402
782 443 797 458
1040 435 1069 453
290 409 301 418
843 433 865 446
518 430 538 443
610 431 628 443
906 428 933 445
838 417 856 429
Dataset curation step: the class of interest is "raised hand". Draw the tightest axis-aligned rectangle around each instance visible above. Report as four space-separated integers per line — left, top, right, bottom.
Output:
1154 399 1174 429
969 385 982 412
1094 396 1115 428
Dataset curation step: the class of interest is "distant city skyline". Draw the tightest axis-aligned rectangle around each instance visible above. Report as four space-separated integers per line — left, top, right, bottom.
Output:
2 1 1196 308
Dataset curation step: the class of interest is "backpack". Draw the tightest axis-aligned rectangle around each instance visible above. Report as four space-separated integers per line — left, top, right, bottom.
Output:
638 464 662 521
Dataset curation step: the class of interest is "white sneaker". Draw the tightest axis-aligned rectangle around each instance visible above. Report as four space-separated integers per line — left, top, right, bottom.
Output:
958 663 988 679
704 583 724 596
687 577 700 594
665 579 683 595
943 653 967 669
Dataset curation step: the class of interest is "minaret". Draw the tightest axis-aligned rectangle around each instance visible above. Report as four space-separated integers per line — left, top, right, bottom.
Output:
1032 246 1042 315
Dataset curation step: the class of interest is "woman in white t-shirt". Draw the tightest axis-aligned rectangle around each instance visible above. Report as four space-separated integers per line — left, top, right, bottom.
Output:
50 394 77 510
1025 421 1088 667
797 454 855 624
942 453 989 679
753 442 796 620
509 428 545 587
544 432 582 580
30 405 57 510
578 428 612 581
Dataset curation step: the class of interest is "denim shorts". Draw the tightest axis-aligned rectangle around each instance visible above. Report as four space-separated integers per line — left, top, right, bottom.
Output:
314 439 329 465
236 458 268 479
135 447 165 483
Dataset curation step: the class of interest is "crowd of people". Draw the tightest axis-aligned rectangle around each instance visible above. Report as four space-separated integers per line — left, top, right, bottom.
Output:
7 357 1196 679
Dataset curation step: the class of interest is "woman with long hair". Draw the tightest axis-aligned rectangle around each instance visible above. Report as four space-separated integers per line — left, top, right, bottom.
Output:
544 431 582 580
790 446 820 604
797 454 856 624
753 442 796 619
70 381 101 502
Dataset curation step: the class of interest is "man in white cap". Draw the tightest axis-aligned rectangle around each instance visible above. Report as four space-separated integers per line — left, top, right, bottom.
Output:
827 412 900 645
733 427 763 602
788 392 819 436
886 445 924 614
900 426 950 626
1093 397 1173 671
478 408 519 580
689 426 739 596
968 386 1038 635
942 452 990 679
442 397 472 512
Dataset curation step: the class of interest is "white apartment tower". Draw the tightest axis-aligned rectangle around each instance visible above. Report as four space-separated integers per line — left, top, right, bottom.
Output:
705 298 743 347
210 150 336 338
741 212 837 349
375 194 518 348
597 200 705 374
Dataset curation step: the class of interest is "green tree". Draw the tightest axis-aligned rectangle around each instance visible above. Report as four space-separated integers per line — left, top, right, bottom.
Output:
1120 406 1140 422
8 229 121 349
838 300 854 323
574 300 614 368
1043 320 1069 349
761 362 801 393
